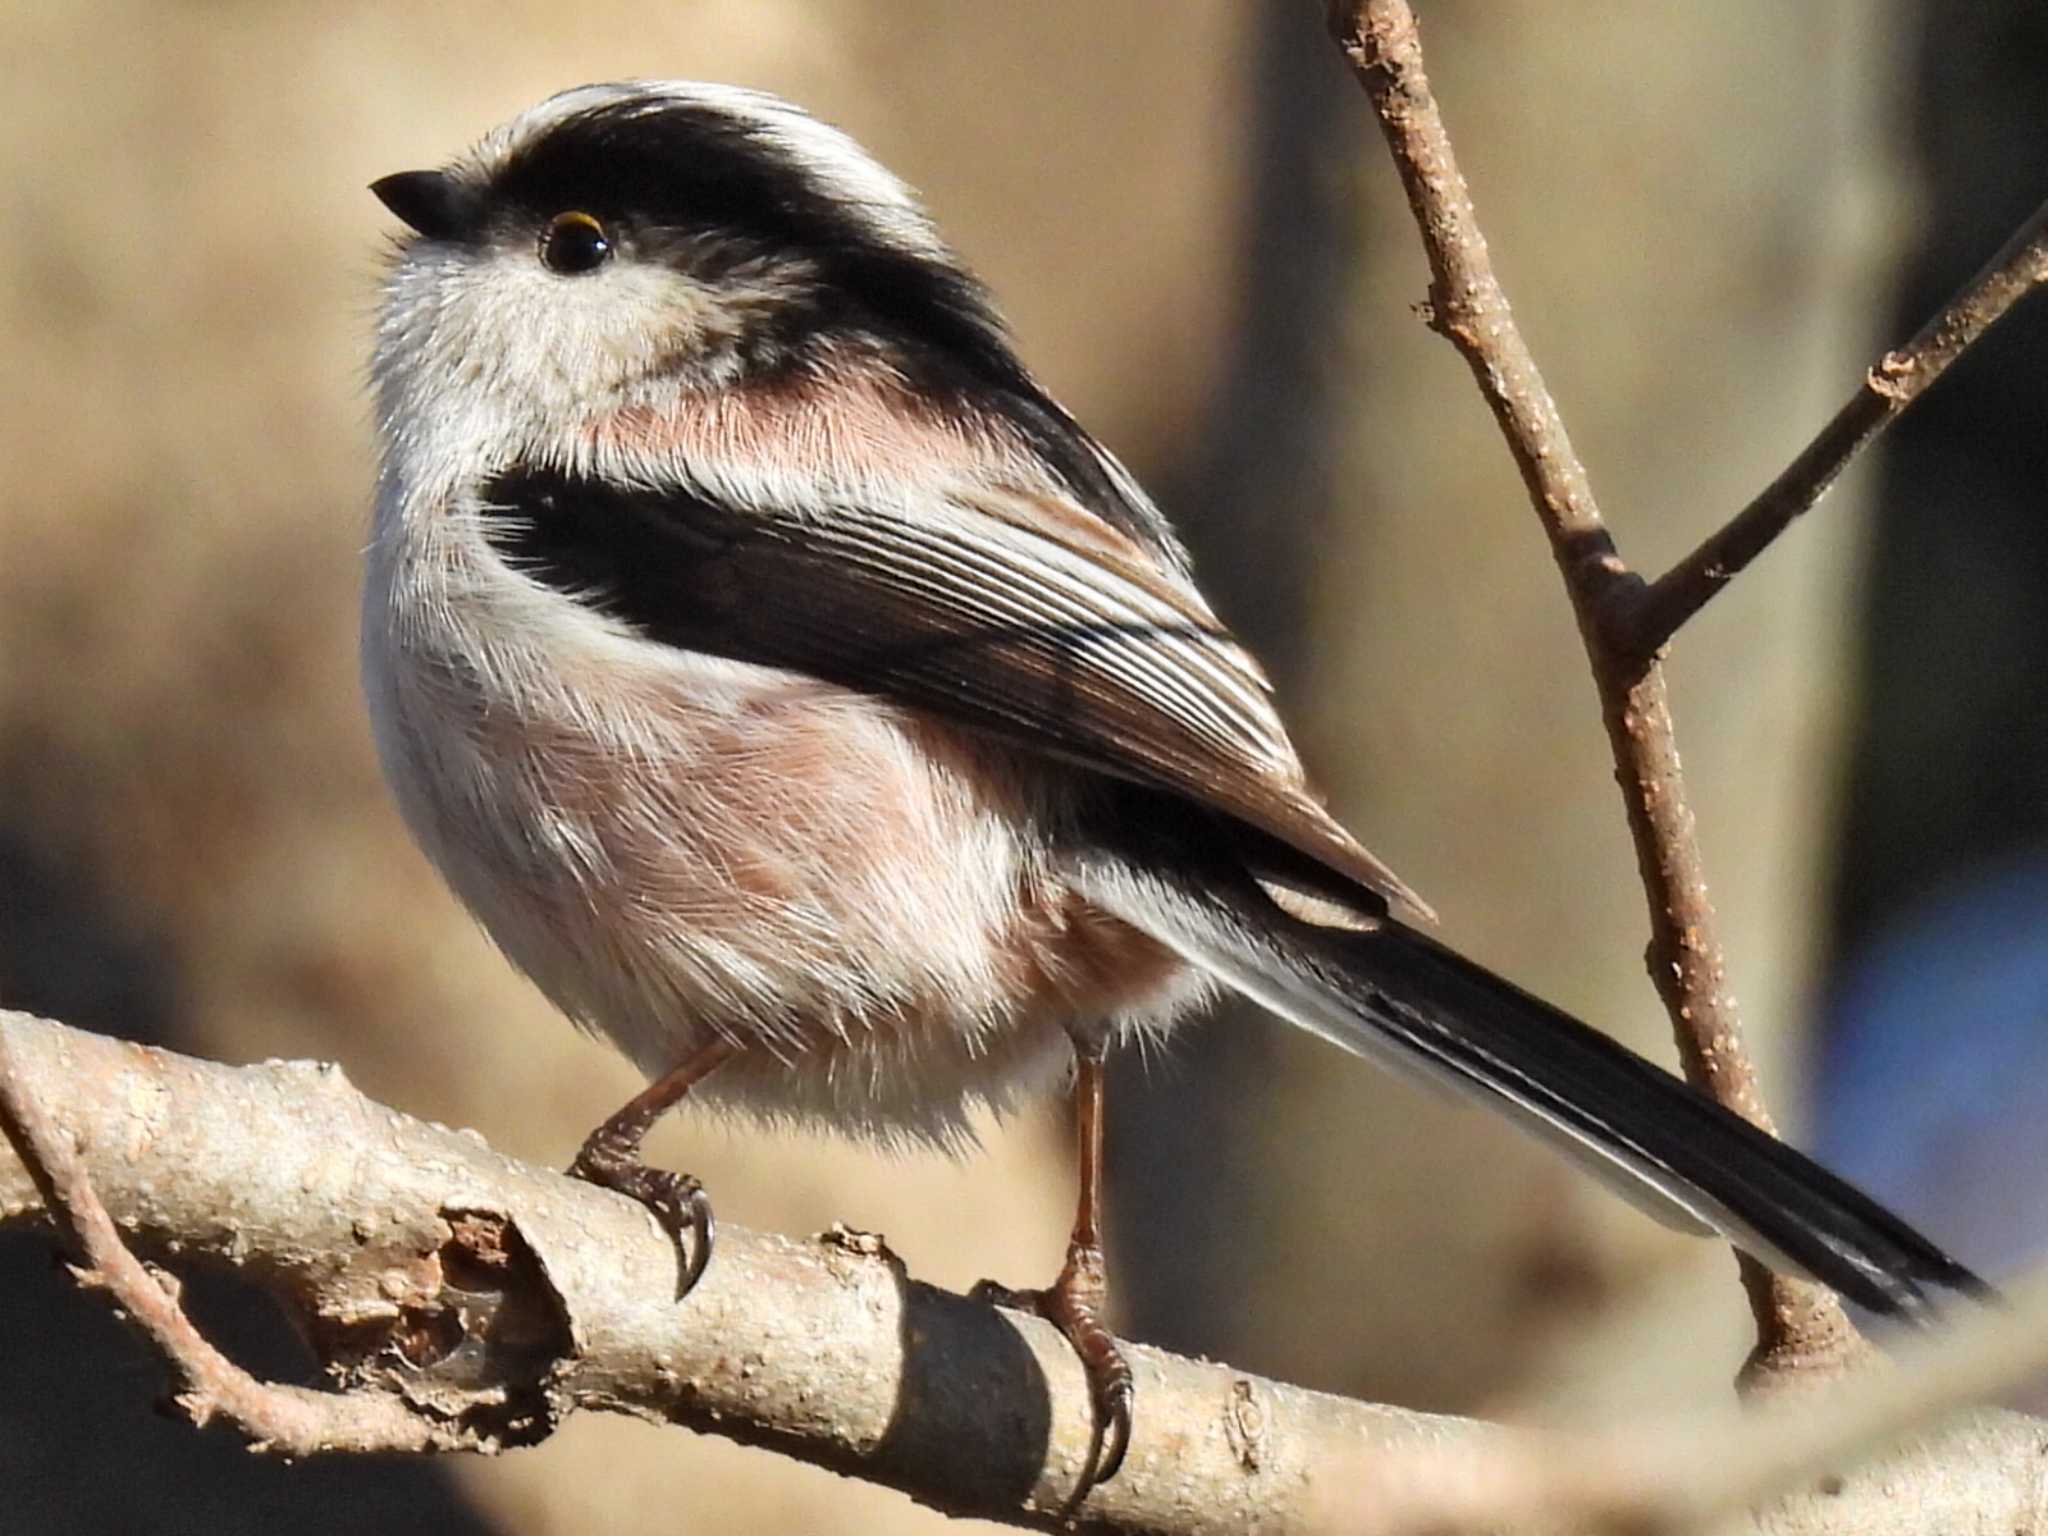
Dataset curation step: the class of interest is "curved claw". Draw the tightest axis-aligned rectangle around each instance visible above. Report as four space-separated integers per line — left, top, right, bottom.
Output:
1059 1365 1132 1521
1061 1425 1109 1524
1092 1371 1133 1487
680 1181 716 1294
568 1142 715 1300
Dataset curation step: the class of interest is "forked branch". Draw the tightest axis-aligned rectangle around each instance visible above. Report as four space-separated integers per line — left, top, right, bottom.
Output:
1323 0 2046 1378
1626 195 2048 658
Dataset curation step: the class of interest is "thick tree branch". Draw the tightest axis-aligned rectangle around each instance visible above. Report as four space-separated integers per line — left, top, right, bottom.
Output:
0 1009 1482 1531
3 1009 2046 1535
0 1029 447 1455
1626 195 2048 657
1321 0 1852 1374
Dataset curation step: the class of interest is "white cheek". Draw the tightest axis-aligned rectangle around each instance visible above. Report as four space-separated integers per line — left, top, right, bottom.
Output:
373 246 714 501
466 253 691 405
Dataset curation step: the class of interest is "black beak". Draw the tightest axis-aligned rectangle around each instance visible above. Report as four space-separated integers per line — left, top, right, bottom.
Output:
370 170 472 242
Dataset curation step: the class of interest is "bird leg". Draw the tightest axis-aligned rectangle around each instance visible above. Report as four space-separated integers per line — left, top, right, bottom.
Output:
1047 1035 1134 1505
976 1033 1133 1512
568 1035 735 1297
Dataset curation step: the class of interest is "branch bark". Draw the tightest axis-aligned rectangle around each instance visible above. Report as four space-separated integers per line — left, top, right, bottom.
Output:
0 1009 1480 1531
0 1028 447 1455
4 1009 2047 1535
1322 0 1853 1376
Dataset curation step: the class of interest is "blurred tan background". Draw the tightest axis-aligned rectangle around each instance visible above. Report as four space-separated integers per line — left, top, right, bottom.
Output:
6 3 2043 1533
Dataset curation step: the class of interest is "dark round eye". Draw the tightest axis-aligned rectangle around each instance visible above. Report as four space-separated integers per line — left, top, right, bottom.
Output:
539 210 612 275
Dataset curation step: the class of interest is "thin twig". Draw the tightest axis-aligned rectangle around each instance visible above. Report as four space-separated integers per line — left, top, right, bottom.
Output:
1321 0 1858 1373
0 1024 445 1455
1624 196 2048 658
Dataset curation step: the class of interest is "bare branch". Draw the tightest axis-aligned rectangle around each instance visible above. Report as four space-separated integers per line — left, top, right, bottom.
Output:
1322 1359 2048 1536
1319 0 1852 1372
3 1009 2046 1534
1625 195 2048 656
1322 1255 2048 1535
0 1026 448 1454
0 1009 1488 1531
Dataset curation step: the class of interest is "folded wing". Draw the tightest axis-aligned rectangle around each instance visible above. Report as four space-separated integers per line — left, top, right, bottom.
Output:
479 463 1433 921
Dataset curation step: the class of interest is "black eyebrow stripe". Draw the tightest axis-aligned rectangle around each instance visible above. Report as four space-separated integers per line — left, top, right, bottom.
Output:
480 98 1194 567
490 101 987 334
491 104 1025 398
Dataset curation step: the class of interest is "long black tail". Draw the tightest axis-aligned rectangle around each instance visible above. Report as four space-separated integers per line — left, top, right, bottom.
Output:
1085 858 1990 1323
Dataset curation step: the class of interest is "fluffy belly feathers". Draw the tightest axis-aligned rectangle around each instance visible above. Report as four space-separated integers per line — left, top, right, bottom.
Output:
363 574 1201 1143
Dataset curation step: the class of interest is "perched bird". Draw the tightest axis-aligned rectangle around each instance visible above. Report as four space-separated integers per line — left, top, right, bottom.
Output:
366 81 1984 1503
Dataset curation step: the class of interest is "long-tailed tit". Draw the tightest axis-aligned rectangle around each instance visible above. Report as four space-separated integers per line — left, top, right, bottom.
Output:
366 82 1984 1501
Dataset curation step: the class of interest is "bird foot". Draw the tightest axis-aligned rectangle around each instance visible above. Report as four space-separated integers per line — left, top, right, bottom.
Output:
974 1239 1132 1515
569 1130 714 1298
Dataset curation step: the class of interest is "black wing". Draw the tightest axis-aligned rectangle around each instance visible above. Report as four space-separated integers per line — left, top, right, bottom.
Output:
477 463 1432 922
